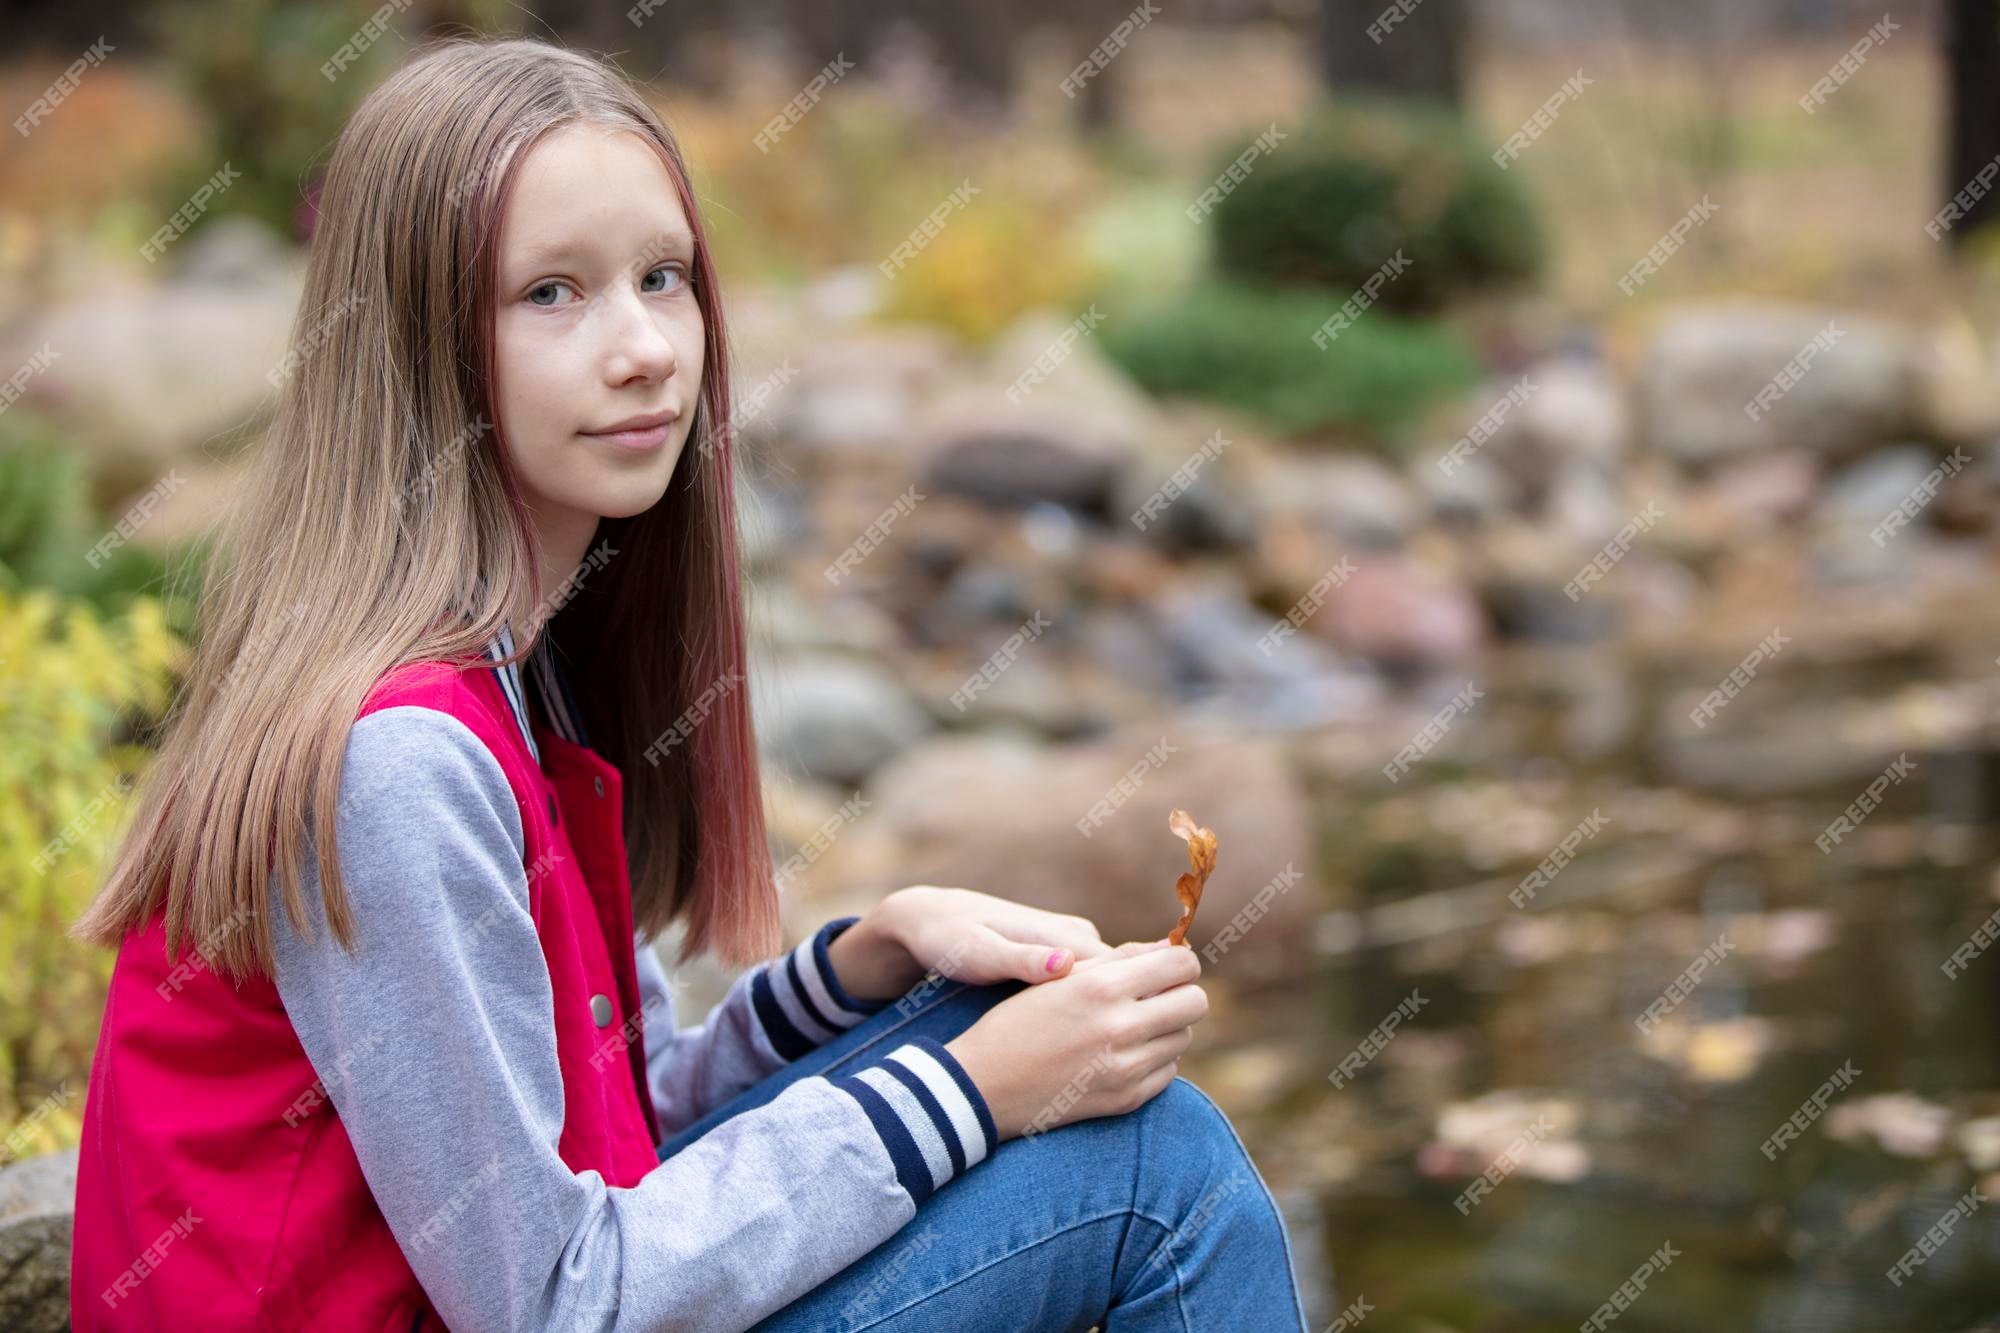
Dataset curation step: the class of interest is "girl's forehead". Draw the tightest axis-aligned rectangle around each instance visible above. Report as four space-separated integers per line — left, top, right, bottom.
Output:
498 126 690 257
511 125 676 201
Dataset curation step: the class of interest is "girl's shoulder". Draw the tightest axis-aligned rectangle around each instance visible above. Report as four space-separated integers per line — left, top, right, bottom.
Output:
359 658 472 720
355 656 523 773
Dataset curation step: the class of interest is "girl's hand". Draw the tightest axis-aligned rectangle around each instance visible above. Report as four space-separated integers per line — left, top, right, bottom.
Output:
826 886 1115 1003
945 939 1206 1141
889 885 1115 987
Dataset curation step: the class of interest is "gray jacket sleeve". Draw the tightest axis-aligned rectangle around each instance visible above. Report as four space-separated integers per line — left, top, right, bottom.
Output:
633 912 898 1137
270 705 996 1333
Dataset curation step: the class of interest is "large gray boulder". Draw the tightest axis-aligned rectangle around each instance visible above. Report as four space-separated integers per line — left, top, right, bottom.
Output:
1634 304 1919 467
0 1147 76 1333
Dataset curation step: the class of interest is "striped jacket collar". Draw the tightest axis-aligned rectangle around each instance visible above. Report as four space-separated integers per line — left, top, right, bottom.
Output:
481 621 590 763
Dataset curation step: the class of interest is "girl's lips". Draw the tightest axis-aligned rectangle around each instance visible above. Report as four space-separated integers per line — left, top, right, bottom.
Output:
582 422 671 451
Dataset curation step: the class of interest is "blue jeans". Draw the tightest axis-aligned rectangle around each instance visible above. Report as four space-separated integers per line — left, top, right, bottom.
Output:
657 977 1309 1332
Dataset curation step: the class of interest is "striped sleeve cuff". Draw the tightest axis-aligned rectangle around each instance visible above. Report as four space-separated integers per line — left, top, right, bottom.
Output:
750 916 890 1062
828 1036 998 1206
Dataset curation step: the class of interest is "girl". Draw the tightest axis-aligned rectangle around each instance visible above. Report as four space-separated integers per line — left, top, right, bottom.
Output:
67 34 1307 1332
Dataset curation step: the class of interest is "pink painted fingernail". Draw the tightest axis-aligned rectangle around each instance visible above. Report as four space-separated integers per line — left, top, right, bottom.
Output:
1045 950 1069 973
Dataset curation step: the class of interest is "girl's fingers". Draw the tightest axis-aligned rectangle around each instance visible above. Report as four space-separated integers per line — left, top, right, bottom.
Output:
1131 980 1209 1034
969 922 1106 985
1127 1056 1182 1109
1089 942 1201 998
1068 938 1174 974
1127 1026 1194 1075
987 913 1113 961
1005 935 1079 983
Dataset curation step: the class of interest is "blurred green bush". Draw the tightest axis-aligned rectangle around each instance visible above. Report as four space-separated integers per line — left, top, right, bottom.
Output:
0 410 204 632
1099 277 1480 441
0 587 184 1160
1209 102 1545 311
1 411 199 1157
144 0 425 240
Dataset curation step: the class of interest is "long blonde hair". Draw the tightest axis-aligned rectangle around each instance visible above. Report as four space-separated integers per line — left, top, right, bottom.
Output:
72 35 782 977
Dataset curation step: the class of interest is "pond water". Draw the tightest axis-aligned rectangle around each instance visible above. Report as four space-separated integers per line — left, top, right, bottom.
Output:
1200 649 2000 1333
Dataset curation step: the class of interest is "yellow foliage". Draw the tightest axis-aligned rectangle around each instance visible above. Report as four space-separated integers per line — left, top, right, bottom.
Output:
662 81 1105 329
0 587 185 1164
875 197 1100 345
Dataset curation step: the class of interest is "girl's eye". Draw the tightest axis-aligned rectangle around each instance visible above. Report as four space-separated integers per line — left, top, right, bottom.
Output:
526 265 687 308
641 264 687 294
527 279 575 307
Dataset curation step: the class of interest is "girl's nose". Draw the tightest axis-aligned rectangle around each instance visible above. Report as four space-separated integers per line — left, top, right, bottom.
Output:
601 295 677 384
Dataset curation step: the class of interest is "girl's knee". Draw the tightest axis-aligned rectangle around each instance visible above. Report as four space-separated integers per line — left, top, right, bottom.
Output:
1137 1076 1255 1180
1129 1078 1295 1279
1145 1076 1235 1136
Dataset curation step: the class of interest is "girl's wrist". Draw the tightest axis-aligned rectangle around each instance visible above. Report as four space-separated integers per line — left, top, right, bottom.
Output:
825 899 925 1003
943 1030 1025 1143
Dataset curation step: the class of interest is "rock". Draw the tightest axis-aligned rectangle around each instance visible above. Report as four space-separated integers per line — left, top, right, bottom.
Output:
923 422 1131 516
1933 440 2000 534
826 490 1001 590
1152 575 1320 691
1429 1090 1588 1182
1817 445 1945 534
914 317 1158 517
1908 316 2000 446
1542 461 1632 555
1415 445 1515 523
1826 1093 1952 1158
765 326 956 462
2 266 302 495
1115 462 1256 554
1516 357 1627 465
1689 449 1819 530
1446 357 1628 507
1018 501 1084 559
1080 607 1181 699
1255 453 1418 550
751 653 935 786
1955 1117 2000 1171
169 214 300 290
1115 416 1264 555
1634 304 1919 467
739 480 814 575
748 581 902 658
0 1147 76 1333
929 654 1112 737
1322 553 1485 670
1634 1015 1777 1083
982 312 1159 432
1461 520 1615 643
1560 663 1644 759
833 724 1317 978
802 264 887 325
1144 575 1382 726
1744 908 1833 974
938 562 1036 626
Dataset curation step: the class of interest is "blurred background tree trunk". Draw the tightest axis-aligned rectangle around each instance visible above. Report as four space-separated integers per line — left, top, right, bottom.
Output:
1317 0 1466 103
1945 0 2000 248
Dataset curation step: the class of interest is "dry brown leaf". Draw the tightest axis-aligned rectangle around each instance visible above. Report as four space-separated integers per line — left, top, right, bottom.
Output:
1165 808 1218 947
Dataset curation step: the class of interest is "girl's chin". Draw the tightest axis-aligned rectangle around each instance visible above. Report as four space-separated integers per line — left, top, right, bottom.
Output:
593 465 680 518
583 482 671 521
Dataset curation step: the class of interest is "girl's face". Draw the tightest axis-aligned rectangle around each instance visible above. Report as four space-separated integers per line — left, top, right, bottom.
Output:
492 122 705 555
